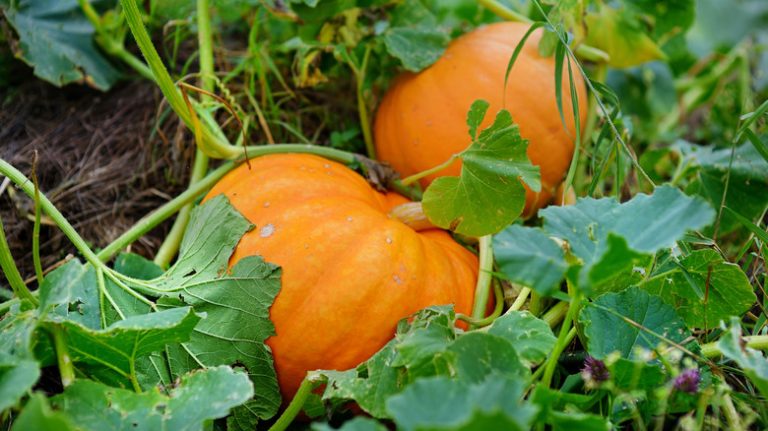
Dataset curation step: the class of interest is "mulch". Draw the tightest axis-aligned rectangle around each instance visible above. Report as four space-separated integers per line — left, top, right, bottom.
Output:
0 79 195 281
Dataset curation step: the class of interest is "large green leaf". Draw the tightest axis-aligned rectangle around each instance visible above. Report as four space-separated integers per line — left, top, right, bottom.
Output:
160 256 282 420
51 366 253 431
11 393 77 431
641 249 756 328
127 196 283 421
386 375 537 431
41 307 200 389
540 185 715 295
38 259 101 330
493 225 568 296
0 360 40 412
487 311 557 367
0 0 120 90
0 309 40 412
579 287 695 359
423 102 541 236
383 28 448 72
584 6 666 68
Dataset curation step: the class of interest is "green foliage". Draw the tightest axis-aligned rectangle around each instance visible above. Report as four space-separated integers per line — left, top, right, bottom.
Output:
718 318 768 397
0 197 281 428
0 0 120 90
386 376 537 431
584 5 665 68
51 366 253 431
579 287 695 359
495 186 715 296
641 249 756 328
315 306 553 419
423 101 541 236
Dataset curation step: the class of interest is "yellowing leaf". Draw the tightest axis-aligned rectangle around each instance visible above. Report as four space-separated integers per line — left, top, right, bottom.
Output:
584 6 666 68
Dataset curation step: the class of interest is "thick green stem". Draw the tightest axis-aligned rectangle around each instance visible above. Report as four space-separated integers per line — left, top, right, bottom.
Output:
78 0 154 81
152 0 214 267
701 335 768 358
52 327 76 387
477 0 609 63
721 393 743 430
542 301 568 328
120 0 190 124
529 291 543 316
32 169 44 284
470 236 494 326
0 216 37 305
541 294 580 387
196 0 215 95
457 280 504 327
509 286 531 311
401 154 459 186
268 376 314 431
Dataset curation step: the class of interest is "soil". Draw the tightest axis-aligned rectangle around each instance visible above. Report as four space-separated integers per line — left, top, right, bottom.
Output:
0 78 195 283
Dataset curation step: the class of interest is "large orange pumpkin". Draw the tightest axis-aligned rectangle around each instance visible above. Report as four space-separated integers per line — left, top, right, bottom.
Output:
204 154 478 399
374 21 588 216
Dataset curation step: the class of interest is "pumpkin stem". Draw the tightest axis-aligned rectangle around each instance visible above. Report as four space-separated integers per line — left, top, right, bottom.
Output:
389 202 437 231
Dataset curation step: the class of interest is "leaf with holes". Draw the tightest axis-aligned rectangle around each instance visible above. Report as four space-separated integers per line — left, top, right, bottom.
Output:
40 307 200 390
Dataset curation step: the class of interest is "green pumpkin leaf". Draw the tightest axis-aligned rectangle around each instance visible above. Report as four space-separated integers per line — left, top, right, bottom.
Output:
382 0 449 72
0 360 40 413
11 393 77 431
493 225 568 296
383 27 449 72
487 311 557 367
149 194 254 292
584 6 666 68
423 108 541 236
159 256 282 419
51 366 253 431
38 260 101 330
312 417 388 431
540 185 715 295
579 287 695 359
386 375 537 431
641 249 756 329
0 0 120 90
41 307 200 390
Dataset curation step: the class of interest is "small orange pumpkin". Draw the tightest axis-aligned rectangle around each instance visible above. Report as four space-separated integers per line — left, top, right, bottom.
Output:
374 21 588 216
204 154 478 399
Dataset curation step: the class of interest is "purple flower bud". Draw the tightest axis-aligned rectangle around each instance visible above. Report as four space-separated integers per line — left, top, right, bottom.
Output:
581 356 610 386
674 368 700 394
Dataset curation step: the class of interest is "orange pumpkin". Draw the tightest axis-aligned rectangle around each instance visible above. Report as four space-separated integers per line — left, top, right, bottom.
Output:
374 21 588 216
204 154 478 399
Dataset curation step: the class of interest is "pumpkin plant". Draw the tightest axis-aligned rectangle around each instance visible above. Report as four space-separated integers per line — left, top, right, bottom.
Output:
374 21 588 216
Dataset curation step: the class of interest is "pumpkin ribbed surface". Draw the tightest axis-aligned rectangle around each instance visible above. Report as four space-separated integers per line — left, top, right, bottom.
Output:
374 21 588 216
204 154 478 399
